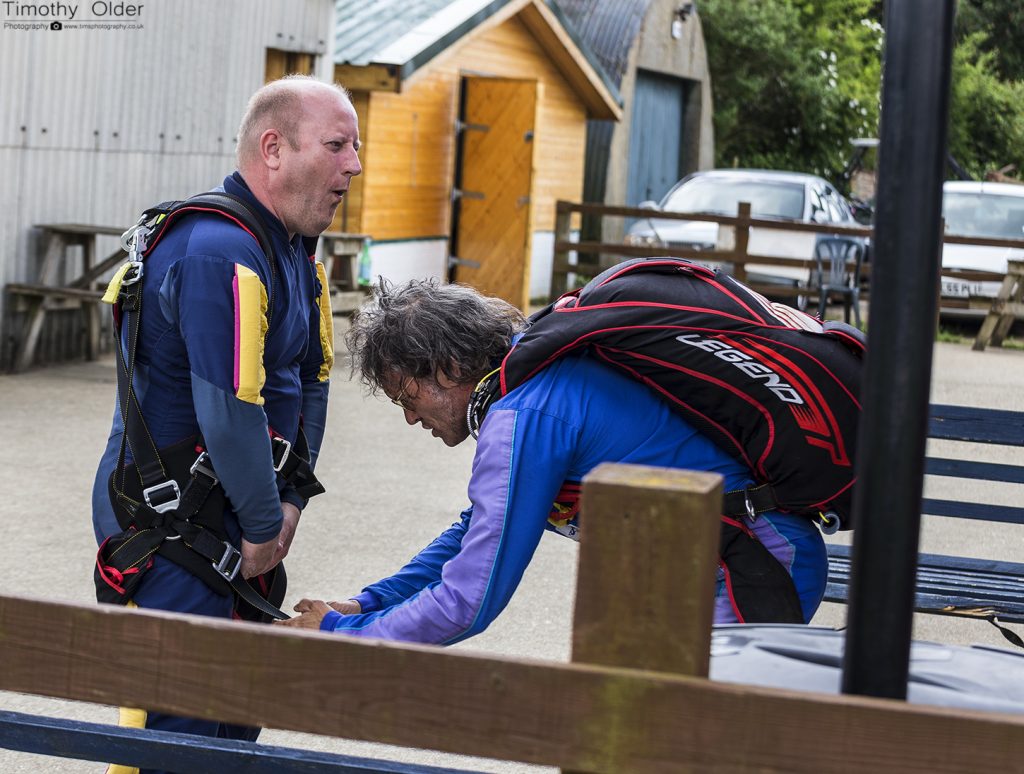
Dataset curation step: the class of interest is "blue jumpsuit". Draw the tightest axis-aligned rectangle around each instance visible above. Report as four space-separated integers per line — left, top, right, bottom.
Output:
91 172 332 752
320 351 827 644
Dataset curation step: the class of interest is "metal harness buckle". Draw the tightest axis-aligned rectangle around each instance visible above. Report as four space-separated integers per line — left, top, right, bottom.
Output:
142 480 180 514
271 437 292 473
120 260 145 286
189 451 218 485
212 543 242 582
743 489 757 522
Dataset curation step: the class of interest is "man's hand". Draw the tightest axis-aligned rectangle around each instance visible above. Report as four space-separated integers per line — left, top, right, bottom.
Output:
272 502 301 565
240 535 278 579
275 598 332 629
241 503 301 579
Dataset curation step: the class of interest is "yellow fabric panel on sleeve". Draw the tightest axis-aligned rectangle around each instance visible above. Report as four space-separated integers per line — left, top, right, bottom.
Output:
234 264 268 405
314 261 335 381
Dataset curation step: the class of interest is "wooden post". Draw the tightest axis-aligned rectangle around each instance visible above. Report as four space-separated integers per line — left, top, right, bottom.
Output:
733 201 751 284
14 232 63 372
564 463 723 774
81 235 102 361
973 260 1024 351
550 201 574 301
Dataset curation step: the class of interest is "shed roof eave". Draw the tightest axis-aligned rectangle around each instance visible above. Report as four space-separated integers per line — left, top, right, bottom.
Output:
335 0 621 120
520 0 621 120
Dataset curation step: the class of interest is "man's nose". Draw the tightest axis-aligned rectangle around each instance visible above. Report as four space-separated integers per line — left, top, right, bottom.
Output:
344 148 362 178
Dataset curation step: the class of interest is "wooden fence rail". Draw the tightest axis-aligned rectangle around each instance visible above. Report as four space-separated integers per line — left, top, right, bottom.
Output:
549 200 1020 305
2 464 1024 772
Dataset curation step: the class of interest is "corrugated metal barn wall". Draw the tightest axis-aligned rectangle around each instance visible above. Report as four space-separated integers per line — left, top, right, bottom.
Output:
0 0 333 368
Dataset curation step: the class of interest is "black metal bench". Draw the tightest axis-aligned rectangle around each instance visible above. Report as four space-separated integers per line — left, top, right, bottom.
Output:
0 710 483 773
825 403 1024 642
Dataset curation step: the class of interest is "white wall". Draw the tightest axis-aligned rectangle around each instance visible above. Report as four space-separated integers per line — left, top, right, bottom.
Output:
363 232 566 303
364 238 449 285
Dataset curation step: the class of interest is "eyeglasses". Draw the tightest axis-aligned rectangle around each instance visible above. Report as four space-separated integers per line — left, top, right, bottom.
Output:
390 376 415 411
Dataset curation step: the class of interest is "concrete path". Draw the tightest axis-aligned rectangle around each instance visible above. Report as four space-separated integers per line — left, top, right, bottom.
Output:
1 331 1022 772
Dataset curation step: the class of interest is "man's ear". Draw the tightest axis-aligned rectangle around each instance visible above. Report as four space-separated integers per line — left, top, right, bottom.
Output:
260 129 283 170
436 370 461 389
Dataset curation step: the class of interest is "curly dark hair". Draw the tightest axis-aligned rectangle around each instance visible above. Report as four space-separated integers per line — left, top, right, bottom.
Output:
345 278 527 392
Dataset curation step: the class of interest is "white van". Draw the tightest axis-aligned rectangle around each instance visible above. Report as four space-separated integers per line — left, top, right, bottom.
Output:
941 180 1024 316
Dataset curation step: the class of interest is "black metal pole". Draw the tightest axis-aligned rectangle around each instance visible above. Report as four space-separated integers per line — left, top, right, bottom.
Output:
841 0 956 699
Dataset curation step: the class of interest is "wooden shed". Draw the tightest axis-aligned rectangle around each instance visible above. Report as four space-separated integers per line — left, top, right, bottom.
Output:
332 0 621 309
558 0 715 245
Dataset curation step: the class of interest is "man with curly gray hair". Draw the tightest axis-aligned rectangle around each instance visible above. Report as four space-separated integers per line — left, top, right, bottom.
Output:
280 276 829 644
341 278 525 446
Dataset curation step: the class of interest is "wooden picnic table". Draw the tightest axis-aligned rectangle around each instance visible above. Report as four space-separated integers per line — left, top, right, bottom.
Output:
7 223 127 371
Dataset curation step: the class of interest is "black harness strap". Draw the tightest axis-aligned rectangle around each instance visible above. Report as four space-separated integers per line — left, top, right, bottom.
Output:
273 433 326 500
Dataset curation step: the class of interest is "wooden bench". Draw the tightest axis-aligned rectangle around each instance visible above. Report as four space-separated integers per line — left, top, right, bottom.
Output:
825 403 1024 640
5 283 108 371
5 223 126 371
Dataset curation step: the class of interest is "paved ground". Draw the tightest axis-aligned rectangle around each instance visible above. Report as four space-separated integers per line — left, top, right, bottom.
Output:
1 327 1022 772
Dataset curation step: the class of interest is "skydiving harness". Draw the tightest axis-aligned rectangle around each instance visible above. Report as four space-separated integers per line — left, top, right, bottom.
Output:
465 258 867 624
469 366 785 526
466 364 807 623
94 192 325 621
491 258 866 533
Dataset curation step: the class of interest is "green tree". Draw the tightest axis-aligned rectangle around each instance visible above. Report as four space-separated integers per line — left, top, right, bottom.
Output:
955 0 1024 82
948 33 1024 180
701 0 1024 184
700 0 882 181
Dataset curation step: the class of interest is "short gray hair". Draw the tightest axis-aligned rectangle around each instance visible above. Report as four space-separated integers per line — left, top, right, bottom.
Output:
236 75 352 168
346 278 527 392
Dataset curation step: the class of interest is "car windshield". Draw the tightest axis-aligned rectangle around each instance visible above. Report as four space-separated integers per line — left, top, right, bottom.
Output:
943 192 1024 240
661 178 805 220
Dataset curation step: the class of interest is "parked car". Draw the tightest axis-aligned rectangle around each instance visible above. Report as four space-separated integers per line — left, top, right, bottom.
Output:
625 169 866 308
940 180 1024 317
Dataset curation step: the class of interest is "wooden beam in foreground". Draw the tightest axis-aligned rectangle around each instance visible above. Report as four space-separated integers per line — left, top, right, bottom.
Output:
1 595 1023 772
572 464 722 677
564 464 720 774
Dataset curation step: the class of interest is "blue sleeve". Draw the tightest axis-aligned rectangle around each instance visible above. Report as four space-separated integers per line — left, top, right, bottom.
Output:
322 407 579 644
280 378 330 511
282 262 332 511
299 261 334 387
191 376 281 543
163 256 283 544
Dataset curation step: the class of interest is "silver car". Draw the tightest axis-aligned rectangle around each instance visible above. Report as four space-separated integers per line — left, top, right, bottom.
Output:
625 169 864 308
940 180 1024 317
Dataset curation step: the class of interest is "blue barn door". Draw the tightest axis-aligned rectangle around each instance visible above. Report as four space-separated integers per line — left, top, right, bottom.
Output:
626 70 692 208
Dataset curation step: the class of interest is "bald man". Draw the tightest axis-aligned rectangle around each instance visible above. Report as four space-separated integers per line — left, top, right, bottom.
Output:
91 75 360 763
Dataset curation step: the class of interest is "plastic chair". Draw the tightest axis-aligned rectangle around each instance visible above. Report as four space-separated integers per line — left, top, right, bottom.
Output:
814 238 864 327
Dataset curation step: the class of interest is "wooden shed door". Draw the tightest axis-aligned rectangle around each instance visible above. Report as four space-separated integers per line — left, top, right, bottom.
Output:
450 77 538 310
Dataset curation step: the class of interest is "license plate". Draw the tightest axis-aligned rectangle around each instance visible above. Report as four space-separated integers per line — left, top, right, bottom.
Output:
941 279 971 298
